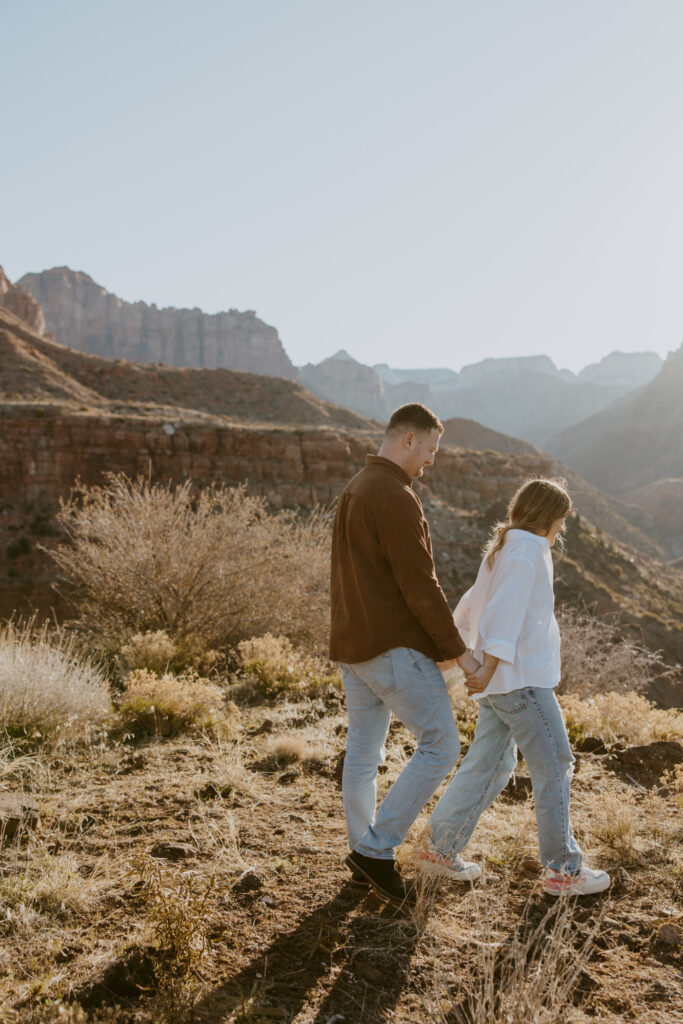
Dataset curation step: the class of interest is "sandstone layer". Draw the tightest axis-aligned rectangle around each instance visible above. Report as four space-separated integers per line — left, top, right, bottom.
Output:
17 266 298 378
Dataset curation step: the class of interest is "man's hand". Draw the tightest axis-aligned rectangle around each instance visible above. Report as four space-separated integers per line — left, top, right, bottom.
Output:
456 650 481 677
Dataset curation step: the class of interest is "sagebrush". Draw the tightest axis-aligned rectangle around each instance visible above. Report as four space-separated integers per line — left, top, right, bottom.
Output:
118 669 240 739
50 475 331 657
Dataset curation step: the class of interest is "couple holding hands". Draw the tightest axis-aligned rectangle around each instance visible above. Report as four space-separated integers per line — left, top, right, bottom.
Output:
330 403 610 906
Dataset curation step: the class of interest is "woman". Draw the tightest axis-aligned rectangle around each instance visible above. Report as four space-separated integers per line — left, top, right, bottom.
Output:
418 478 610 896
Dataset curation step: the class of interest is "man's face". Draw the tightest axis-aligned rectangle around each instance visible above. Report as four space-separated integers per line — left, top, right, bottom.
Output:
405 428 441 478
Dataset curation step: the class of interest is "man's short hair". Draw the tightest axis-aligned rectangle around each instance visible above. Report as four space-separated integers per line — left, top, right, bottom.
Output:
386 403 444 437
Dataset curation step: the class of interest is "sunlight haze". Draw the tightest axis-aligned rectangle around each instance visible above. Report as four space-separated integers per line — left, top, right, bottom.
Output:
3 0 683 372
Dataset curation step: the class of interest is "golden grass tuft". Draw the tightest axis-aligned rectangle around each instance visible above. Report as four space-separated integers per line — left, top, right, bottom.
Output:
117 669 239 739
264 733 328 765
0 621 111 745
238 634 340 697
560 691 683 746
121 630 176 672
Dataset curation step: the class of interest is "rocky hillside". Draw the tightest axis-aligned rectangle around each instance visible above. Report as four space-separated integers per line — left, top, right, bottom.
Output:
547 344 683 557
17 266 298 378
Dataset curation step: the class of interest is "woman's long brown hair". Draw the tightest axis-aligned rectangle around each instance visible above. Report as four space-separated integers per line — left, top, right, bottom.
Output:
484 478 573 568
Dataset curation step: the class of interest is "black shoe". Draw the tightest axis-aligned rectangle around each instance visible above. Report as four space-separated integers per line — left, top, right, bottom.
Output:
349 871 371 891
345 851 414 906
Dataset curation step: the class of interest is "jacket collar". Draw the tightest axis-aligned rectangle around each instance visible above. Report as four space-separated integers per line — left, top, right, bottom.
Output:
508 528 550 548
365 454 412 487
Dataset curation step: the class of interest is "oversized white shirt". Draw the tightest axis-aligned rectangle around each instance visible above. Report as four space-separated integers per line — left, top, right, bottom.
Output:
454 529 561 699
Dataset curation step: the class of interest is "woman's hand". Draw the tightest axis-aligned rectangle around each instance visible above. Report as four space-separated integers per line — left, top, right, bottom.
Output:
464 652 500 696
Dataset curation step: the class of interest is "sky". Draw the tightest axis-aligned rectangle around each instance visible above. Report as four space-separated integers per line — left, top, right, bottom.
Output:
3 0 683 373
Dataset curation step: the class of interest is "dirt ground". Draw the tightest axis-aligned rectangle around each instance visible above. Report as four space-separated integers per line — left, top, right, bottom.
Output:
1 682 682 1024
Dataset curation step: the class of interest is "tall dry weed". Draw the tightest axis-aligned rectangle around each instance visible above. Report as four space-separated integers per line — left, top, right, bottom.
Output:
0 621 111 743
557 606 672 698
50 475 331 657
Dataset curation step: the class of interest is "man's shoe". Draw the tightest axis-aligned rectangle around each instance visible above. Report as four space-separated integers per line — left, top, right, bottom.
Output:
349 871 371 891
416 841 481 882
544 865 611 896
345 851 413 906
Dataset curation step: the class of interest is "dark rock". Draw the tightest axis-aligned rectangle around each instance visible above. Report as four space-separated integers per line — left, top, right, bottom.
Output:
606 740 683 788
501 774 533 802
656 922 682 946
250 718 274 737
613 866 634 893
0 792 40 840
576 735 607 754
196 781 234 801
277 769 301 786
354 958 386 985
233 869 263 893
149 841 197 861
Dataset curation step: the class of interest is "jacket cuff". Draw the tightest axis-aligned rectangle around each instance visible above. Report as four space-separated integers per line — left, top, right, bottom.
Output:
439 633 467 660
482 638 516 664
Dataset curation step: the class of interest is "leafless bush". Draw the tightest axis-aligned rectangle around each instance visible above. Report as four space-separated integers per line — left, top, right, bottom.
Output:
0 621 111 743
557 606 671 697
50 475 331 657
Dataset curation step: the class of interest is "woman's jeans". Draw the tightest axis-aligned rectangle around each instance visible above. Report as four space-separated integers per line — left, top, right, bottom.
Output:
429 686 583 874
340 648 460 860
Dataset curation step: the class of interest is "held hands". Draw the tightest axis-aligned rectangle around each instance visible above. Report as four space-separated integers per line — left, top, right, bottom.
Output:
463 653 500 696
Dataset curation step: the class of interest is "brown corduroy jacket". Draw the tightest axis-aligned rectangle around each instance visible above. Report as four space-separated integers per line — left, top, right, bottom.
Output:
329 455 466 664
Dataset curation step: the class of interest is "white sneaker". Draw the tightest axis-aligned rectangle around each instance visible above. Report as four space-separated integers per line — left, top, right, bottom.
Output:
416 842 481 882
544 865 611 896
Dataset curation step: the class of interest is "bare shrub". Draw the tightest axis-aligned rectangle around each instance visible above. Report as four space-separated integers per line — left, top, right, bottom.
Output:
50 475 331 657
557 606 671 697
238 633 340 697
137 856 216 977
560 691 683 746
117 669 239 739
121 630 176 672
0 621 111 743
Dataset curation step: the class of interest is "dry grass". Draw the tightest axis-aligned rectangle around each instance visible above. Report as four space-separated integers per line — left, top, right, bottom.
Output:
237 633 340 697
117 669 240 739
589 789 640 864
121 630 177 672
0 620 111 744
560 690 683 745
50 475 332 657
264 733 328 765
557 606 674 697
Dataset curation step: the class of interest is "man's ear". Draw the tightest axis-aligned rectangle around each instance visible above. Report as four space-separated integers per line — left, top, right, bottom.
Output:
403 430 416 449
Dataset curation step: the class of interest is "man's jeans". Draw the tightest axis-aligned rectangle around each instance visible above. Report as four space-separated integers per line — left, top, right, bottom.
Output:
339 647 460 860
429 686 583 873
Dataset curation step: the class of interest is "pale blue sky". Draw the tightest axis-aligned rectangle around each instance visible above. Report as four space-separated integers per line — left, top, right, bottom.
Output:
3 0 683 372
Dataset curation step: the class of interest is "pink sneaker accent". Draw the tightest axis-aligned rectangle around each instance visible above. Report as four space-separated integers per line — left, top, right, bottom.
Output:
417 843 481 882
544 865 611 896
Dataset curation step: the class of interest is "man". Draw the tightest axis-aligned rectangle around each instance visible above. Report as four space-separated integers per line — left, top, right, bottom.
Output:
330 403 481 905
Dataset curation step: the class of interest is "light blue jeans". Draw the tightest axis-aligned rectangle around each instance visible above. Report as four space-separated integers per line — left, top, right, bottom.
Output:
339 647 460 860
429 686 583 873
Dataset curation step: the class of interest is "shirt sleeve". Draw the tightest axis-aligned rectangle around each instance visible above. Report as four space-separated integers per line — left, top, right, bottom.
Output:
453 586 474 646
376 488 466 660
478 553 538 664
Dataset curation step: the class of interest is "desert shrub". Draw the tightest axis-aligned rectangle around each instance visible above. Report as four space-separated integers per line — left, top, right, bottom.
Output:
121 630 176 672
264 734 327 765
117 669 239 739
560 691 683 746
237 633 340 697
0 621 111 743
137 856 215 977
557 606 673 698
590 789 639 863
50 475 331 657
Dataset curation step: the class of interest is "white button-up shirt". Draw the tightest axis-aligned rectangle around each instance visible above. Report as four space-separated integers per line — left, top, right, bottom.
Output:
454 528 561 699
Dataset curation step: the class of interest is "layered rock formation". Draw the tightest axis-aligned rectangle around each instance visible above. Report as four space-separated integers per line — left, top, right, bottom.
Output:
0 266 47 335
305 350 663 445
299 350 431 421
17 267 298 378
547 343 683 558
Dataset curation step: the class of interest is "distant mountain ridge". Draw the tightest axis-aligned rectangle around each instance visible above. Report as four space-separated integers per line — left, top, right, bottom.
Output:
17 266 298 379
302 350 662 445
